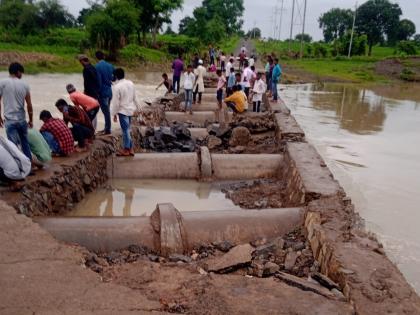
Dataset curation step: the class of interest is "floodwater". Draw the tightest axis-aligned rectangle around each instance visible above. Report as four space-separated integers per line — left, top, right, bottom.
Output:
0 71 164 133
68 179 241 217
281 82 420 293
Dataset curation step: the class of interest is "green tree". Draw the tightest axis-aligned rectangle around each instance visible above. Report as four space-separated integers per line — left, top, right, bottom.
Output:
201 0 244 35
87 0 138 53
414 34 420 45
178 16 196 36
77 3 102 26
130 0 183 45
246 27 261 39
396 19 416 41
356 0 402 55
37 0 75 28
295 33 312 43
318 8 353 43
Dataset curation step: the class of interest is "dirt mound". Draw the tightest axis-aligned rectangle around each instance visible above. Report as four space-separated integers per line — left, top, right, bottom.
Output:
0 51 57 66
375 57 420 81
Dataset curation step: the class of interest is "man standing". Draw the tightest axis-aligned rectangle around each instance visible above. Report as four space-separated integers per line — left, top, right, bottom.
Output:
193 60 206 105
271 58 282 103
225 57 234 78
183 65 195 115
241 61 254 98
111 68 140 157
95 51 114 135
78 55 100 101
172 54 184 94
0 62 33 160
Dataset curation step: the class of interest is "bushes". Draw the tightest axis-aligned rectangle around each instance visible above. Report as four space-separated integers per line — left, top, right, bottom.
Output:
119 44 167 64
396 41 417 55
313 43 328 58
155 35 201 55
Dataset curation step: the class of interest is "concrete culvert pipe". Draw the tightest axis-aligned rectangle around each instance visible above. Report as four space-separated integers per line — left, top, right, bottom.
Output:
35 203 304 255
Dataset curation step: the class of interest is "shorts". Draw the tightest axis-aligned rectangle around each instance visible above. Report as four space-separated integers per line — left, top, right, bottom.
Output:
217 89 223 102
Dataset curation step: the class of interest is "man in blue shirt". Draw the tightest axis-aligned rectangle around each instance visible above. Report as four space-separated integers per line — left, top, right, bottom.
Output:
95 51 114 135
271 58 282 103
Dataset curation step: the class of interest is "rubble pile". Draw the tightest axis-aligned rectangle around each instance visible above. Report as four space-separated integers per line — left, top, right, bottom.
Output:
142 122 197 152
84 229 343 298
222 179 286 208
231 112 277 133
136 104 167 127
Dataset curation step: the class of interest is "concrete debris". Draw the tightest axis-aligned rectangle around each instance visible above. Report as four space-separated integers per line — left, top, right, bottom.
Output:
285 251 299 270
264 262 280 276
275 272 338 300
206 244 254 273
207 135 223 150
169 254 193 263
311 272 340 290
143 123 197 152
253 237 285 259
213 240 235 252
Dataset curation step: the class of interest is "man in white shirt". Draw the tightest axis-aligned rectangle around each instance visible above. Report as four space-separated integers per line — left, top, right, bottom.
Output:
183 65 195 115
225 57 234 78
241 61 254 98
251 72 267 112
0 135 31 191
111 68 140 157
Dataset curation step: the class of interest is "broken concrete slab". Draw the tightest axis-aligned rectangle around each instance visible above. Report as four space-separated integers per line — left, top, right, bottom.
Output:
206 244 254 273
275 113 305 141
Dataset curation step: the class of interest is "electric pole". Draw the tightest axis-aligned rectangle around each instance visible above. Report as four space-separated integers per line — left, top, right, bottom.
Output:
278 0 285 40
299 0 307 58
289 0 295 51
348 2 358 58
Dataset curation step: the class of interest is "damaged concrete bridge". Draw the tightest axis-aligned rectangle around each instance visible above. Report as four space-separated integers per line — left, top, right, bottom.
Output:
0 75 420 314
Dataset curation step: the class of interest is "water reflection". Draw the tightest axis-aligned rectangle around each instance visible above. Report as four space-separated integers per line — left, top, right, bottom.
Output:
309 84 387 135
68 179 241 217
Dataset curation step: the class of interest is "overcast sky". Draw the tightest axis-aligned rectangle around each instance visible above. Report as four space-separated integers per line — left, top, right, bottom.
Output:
63 0 420 40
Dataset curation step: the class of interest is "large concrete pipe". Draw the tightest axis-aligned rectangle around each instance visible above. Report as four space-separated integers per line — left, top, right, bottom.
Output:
35 203 304 255
112 153 200 179
211 154 283 180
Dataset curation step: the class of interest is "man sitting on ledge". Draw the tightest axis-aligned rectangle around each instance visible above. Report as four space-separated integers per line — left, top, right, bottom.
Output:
0 135 31 191
224 85 247 114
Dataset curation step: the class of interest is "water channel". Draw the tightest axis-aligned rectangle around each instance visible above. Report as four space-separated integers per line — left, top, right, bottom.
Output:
281 82 420 293
0 70 418 293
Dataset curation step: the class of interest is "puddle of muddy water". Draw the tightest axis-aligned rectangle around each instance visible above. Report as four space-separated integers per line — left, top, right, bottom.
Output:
67 179 241 217
281 82 420 293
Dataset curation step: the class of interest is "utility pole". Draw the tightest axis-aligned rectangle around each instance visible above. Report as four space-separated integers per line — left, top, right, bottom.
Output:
299 0 307 58
348 2 358 58
253 20 257 39
289 0 296 51
278 0 285 40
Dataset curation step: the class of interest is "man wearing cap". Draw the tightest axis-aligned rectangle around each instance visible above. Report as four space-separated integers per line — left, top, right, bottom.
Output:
78 55 100 101
193 60 206 105
95 51 114 135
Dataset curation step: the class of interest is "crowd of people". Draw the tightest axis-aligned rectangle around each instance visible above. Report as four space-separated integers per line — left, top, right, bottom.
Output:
0 52 139 191
157 45 282 115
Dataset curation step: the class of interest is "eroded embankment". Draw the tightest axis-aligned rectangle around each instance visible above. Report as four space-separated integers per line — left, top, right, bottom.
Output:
0 89 419 314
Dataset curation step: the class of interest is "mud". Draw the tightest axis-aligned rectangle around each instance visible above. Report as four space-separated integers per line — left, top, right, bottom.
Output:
222 179 286 209
375 57 420 81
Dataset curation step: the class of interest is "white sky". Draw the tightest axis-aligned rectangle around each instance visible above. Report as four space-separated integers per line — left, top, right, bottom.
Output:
63 0 420 40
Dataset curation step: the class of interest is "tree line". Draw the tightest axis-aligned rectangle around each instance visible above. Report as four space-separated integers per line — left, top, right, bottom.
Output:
319 0 417 55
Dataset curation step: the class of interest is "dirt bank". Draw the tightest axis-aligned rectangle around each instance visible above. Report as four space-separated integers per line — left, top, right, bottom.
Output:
375 57 420 81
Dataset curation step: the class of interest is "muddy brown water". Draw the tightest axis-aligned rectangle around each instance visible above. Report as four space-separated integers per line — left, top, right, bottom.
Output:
68 179 241 216
281 82 420 293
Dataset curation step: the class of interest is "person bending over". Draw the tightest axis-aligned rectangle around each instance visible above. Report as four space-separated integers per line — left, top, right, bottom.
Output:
224 85 247 114
39 110 74 156
156 73 173 94
55 99 94 152
66 84 100 127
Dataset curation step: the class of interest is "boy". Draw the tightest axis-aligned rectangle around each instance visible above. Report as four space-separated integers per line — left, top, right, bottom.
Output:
227 68 236 96
111 68 140 157
156 73 173 94
66 84 100 124
251 72 266 113
220 52 226 72
183 65 195 115
216 70 226 109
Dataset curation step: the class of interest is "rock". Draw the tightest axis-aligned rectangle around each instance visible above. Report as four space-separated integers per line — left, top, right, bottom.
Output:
253 237 285 259
83 174 91 185
284 251 299 270
229 146 246 154
253 198 268 208
213 240 235 252
331 288 347 302
275 272 337 299
127 244 147 254
168 254 192 263
207 135 222 150
251 260 265 277
311 272 340 290
148 255 160 262
229 127 251 147
263 262 280 276
293 242 306 251
206 244 253 273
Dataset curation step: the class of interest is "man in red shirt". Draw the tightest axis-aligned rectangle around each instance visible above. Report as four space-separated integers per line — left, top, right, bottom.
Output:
55 99 94 152
39 110 74 156
66 84 100 125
